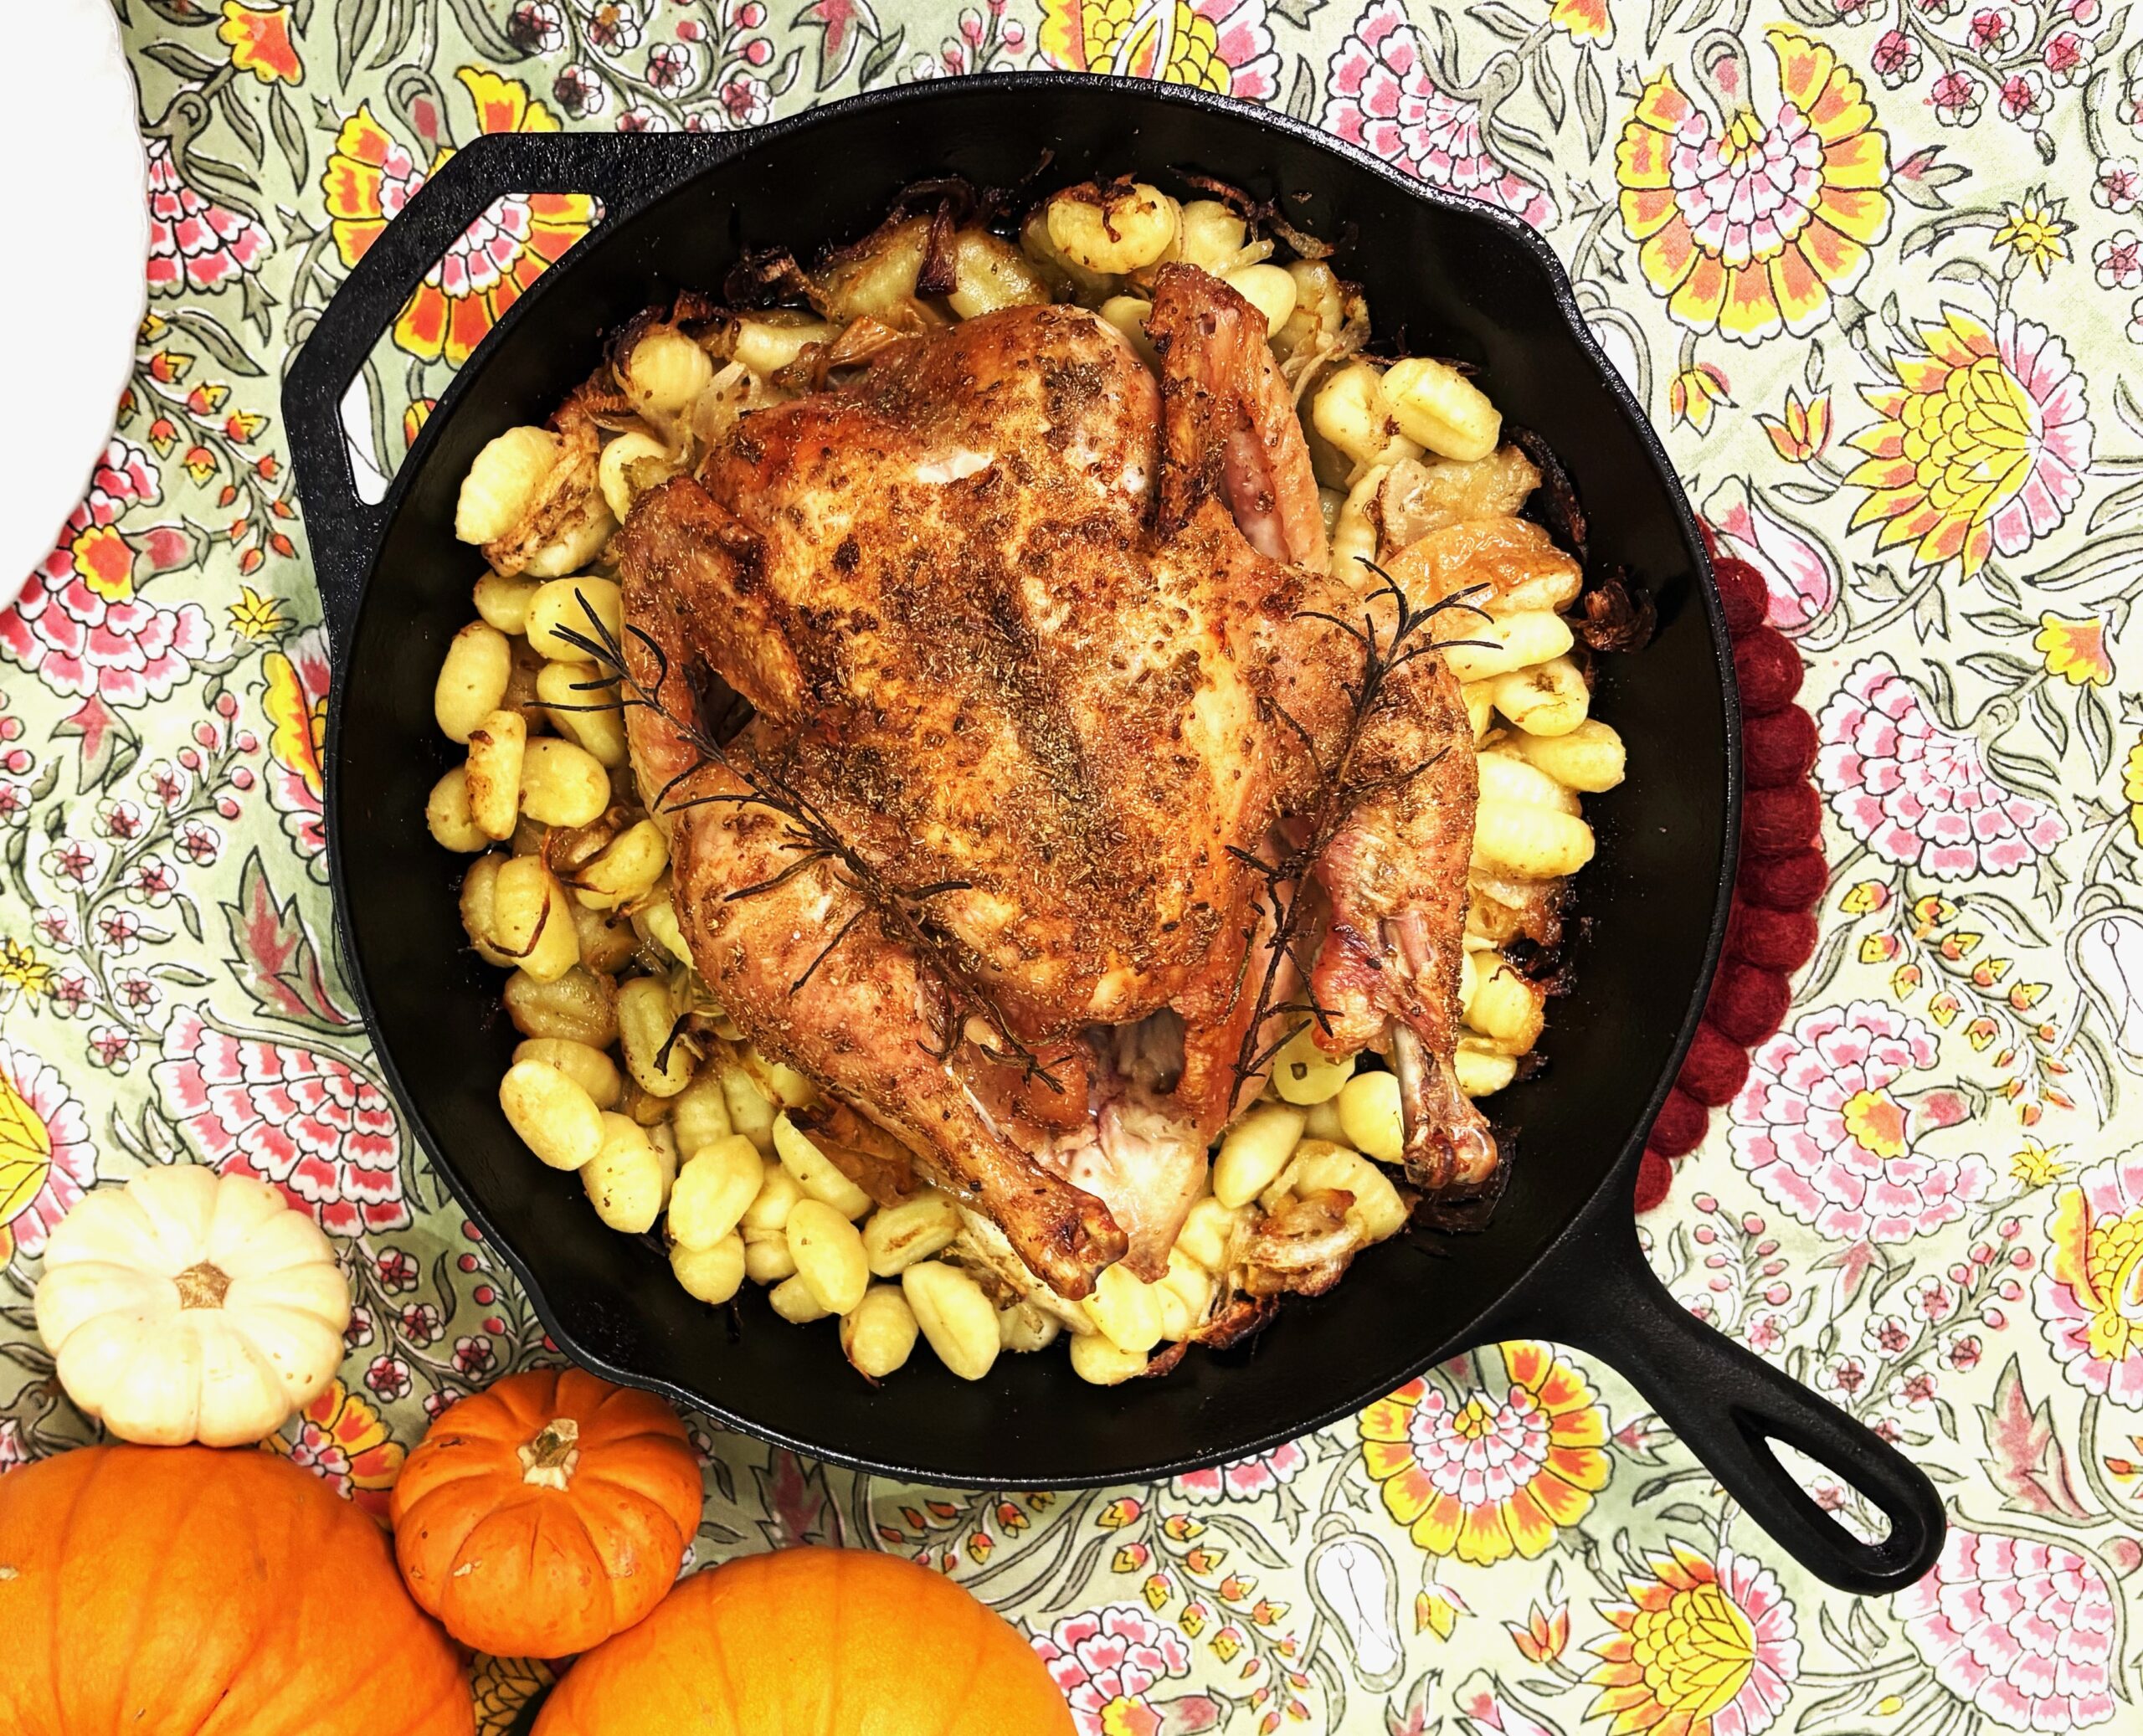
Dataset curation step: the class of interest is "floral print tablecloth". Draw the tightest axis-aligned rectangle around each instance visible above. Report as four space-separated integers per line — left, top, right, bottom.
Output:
3 0 2141 1731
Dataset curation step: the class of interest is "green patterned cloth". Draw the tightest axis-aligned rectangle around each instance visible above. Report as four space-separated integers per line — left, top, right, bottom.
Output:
4 0 2141 1729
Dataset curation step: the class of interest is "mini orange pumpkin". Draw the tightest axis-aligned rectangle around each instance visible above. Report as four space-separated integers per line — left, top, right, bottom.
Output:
0 1445 470 1736
390 1365 703 1657
533 1548 1075 1735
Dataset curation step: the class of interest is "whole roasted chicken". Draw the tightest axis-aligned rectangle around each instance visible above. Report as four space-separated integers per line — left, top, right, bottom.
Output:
614 265 1494 1302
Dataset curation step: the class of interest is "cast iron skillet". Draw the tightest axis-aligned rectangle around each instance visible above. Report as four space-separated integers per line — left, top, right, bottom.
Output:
285 74 1944 1594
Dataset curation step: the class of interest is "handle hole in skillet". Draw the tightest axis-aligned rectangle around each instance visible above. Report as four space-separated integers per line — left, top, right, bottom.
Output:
336 185 609 504
339 378 394 506
1760 1435 1894 1548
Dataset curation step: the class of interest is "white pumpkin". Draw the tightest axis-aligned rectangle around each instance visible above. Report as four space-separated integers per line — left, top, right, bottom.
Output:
33 1166 352 1446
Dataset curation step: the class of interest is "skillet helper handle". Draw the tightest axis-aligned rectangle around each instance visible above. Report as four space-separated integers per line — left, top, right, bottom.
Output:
1487 1184 1945 1595
282 131 711 653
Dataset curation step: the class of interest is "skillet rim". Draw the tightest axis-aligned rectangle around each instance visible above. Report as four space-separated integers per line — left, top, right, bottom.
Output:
316 71 1741 1487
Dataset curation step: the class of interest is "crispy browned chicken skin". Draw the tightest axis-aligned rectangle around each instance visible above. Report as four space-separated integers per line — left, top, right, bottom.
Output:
616 265 1493 1301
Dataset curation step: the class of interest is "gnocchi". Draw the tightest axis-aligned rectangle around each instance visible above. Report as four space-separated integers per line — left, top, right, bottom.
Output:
490 857 581 984
1046 182 1179 275
672 1234 746 1305
499 1060 603 1172
1469 961 1546 1051
1439 611 1575 685
743 1230 797 1285
1070 1333 1150 1386
786 1199 869 1316
1268 1025 1356 1107
502 965 617 1047
734 311 834 377
1175 1197 1243 1274
1456 1041 1519 1098
1098 295 1159 367
861 1193 961 1276
769 1272 831 1324
638 894 696 967
1213 1102 1307 1209
1287 1142 1408 1243
473 568 542 634
722 1064 779 1153
1302 1097 1347 1146
1177 200 1251 274
1223 263 1298 336
461 708 527 840
513 1039 621 1110
1328 464 1386 583
425 767 488 853
1490 653 1590 737
1381 356 1502 462
1082 1263 1165 1355
668 1135 763 1250
1473 800 1596 881
1337 1070 1404 1166
902 1261 1000 1381
583 1114 669 1233
536 660 630 768
434 622 511 744
1312 362 1421 472
1154 1249 1214 1343
1477 752 1580 817
771 1115 873 1218
1277 259 1347 359
671 1069 735 1158
621 326 713 416
740 1160 803 1233
998 1300 1062 1353
1509 716 1627 793
455 426 560 545
948 230 1050 319
617 977 693 1098
596 429 672 524
841 1286 920 1377
517 737 610 829
524 576 624 662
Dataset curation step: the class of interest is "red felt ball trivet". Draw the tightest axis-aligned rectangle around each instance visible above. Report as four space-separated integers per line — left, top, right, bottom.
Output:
1632 535 1828 1216
1712 557 1768 635
1677 1022 1752 1107
1734 629 1804 711
1741 847 1827 910
1745 706 1818 788
1632 1149 1675 1212
1729 901 1819 973
1745 783 1822 855
1647 1087 1711 1158
1706 958 1794 1046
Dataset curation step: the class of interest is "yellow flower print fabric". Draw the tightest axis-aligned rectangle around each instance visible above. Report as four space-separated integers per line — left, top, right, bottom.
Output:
4 3 2143 1733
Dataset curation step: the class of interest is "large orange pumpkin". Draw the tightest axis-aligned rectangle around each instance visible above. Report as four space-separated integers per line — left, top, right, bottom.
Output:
0 1444 470 1736
533 1547 1075 1735
391 1366 703 1657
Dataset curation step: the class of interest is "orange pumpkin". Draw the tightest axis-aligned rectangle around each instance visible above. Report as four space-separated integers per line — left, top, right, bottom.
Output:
390 1366 703 1657
0 1444 470 1736
533 1547 1075 1735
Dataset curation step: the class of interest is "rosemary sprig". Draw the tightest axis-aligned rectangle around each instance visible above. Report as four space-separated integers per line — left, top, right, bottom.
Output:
550 590 1062 1091
1224 562 1494 1113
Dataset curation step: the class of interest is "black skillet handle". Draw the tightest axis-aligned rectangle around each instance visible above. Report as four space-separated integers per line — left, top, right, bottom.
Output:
282 131 727 655
1480 1176 1946 1595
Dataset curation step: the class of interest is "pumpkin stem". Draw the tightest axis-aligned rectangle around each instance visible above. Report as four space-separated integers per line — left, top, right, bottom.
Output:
174 1261 231 1309
519 1417 582 1490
